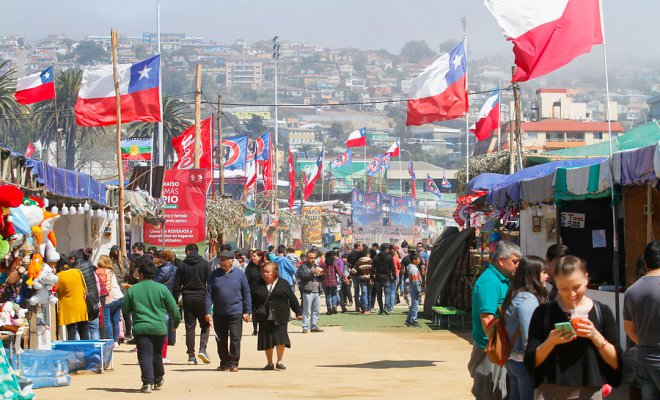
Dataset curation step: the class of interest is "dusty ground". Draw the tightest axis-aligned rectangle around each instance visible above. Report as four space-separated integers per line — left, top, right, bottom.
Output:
36 304 475 399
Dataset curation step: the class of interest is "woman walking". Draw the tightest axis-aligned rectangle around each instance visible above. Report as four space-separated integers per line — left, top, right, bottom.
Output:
122 256 181 393
245 250 265 336
525 255 622 399
502 256 549 400
251 262 301 370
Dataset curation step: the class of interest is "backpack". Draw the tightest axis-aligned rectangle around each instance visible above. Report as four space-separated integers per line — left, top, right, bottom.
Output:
484 307 519 366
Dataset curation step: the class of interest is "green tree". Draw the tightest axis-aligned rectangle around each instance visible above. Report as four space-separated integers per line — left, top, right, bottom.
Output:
162 70 192 97
74 41 109 65
244 114 267 135
127 97 190 166
439 39 460 54
0 61 29 147
328 122 344 139
353 54 367 74
31 69 106 169
400 40 436 63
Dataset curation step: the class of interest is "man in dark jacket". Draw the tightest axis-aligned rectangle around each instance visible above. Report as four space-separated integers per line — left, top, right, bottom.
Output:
371 243 395 315
69 249 100 339
296 250 324 333
173 243 212 365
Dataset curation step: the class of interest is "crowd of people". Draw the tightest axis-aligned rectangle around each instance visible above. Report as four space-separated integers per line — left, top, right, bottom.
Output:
470 240 660 400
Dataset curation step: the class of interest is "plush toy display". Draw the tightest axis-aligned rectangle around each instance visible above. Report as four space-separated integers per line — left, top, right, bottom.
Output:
28 263 59 306
0 301 28 333
0 185 24 240
39 211 60 262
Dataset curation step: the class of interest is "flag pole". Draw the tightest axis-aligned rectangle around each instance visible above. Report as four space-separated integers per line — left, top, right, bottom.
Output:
364 139 367 192
193 64 202 168
398 138 403 196
52 64 61 168
111 30 127 266
462 17 470 183
599 0 621 331
497 83 501 152
217 95 224 197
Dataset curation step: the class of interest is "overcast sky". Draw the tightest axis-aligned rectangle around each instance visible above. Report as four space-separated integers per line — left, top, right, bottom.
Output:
2 1 658 62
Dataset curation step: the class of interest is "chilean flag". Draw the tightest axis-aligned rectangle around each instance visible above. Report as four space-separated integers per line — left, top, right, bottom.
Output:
303 148 324 200
288 150 296 211
408 159 417 199
25 142 36 158
406 41 467 126
485 0 603 82
345 128 367 148
470 90 500 141
385 140 400 157
15 67 55 105
75 55 161 126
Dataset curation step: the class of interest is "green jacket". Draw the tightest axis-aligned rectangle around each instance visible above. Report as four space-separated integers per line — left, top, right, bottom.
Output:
122 279 181 336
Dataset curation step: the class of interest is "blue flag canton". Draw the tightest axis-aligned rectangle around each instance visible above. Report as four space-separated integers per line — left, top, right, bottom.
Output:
445 41 466 87
129 55 160 93
40 67 54 84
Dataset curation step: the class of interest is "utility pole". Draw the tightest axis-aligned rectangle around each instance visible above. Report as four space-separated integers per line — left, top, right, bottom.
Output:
111 30 127 269
194 64 202 168
512 66 523 171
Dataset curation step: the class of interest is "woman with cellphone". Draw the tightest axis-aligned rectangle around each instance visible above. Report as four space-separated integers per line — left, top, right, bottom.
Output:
525 256 622 399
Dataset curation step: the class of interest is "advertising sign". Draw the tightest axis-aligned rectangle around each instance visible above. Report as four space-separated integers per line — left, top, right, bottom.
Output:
560 212 586 229
302 206 323 247
144 169 209 258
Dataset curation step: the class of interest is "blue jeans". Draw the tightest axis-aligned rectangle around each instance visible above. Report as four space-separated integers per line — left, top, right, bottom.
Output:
88 317 100 340
323 287 338 311
407 282 420 324
360 283 371 311
505 359 533 400
389 276 398 308
374 280 391 312
301 292 320 330
103 299 123 343
352 277 361 311
636 358 660 399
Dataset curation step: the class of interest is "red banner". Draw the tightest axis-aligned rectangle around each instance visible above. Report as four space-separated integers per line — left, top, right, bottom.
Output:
144 169 209 258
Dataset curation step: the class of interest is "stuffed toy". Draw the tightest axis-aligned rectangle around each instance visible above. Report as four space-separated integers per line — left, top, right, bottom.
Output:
25 254 43 288
18 197 45 247
0 185 24 240
39 211 60 262
28 263 59 306
0 238 8 260
12 303 28 326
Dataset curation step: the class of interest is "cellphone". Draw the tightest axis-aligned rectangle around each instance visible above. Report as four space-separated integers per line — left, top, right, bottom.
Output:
554 322 576 336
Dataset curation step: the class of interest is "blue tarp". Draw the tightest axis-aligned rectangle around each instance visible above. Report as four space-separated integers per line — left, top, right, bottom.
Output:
24 159 107 205
467 158 605 208
52 340 114 372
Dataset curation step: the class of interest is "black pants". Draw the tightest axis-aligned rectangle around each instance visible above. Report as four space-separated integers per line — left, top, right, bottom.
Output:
135 335 165 385
183 296 210 356
66 321 89 340
213 314 243 368
124 312 133 338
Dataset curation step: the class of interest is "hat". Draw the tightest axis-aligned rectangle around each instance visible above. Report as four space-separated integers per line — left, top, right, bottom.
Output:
219 250 234 259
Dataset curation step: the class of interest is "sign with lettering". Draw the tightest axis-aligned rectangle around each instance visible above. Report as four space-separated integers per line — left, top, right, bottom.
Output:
560 212 585 229
144 169 209 258
302 206 323 247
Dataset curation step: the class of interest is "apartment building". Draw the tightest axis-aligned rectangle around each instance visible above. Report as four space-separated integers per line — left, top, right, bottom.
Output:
225 58 263 90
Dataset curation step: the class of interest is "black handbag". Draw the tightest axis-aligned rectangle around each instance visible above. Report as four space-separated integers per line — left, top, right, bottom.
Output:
78 269 100 320
254 283 275 323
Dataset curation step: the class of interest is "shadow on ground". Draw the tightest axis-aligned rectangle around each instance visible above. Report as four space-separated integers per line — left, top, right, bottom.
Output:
318 360 443 369
86 387 140 393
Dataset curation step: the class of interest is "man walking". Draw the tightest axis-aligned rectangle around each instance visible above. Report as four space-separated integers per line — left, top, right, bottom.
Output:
297 250 324 333
205 251 251 372
624 240 660 398
468 241 521 400
174 244 213 365
371 243 395 314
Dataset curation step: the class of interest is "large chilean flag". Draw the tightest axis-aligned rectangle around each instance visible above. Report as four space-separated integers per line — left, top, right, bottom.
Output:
75 55 161 126
15 67 55 105
485 0 603 82
406 41 467 126
470 90 500 141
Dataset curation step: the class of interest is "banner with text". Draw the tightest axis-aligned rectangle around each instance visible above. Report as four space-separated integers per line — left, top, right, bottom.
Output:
144 169 209 258
302 206 323 247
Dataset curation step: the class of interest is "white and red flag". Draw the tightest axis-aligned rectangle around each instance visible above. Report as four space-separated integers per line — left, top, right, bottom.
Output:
303 148 324 201
15 67 55 105
484 0 603 82
385 140 400 157
75 55 161 126
171 118 213 170
470 90 500 141
344 128 367 148
406 40 467 126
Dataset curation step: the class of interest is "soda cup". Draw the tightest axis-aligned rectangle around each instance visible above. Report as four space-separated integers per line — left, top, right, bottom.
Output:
571 312 589 330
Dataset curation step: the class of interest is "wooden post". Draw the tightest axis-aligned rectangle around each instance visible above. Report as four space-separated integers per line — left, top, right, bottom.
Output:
513 67 523 171
112 30 127 267
194 64 202 168
217 95 224 197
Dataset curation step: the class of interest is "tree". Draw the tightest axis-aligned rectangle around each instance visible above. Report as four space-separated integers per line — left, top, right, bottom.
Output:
353 54 367 74
400 40 436 64
162 69 192 97
439 39 460 54
127 97 190 166
31 69 106 169
0 61 29 147
74 41 109 65
328 122 344 139
244 114 267 135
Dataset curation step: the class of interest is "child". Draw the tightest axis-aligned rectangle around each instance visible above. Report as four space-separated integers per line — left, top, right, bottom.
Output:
405 254 422 327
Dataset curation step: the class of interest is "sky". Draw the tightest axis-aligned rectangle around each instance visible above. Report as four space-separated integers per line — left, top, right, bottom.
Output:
2 1 659 62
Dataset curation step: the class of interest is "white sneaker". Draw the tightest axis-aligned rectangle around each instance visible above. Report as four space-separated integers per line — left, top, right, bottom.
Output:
114 342 120 349
162 357 171 364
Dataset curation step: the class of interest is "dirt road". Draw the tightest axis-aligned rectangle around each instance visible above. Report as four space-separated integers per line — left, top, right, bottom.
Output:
36 306 474 399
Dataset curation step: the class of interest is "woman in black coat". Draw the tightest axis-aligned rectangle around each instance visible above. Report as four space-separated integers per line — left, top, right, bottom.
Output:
251 262 301 370
246 250 266 335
